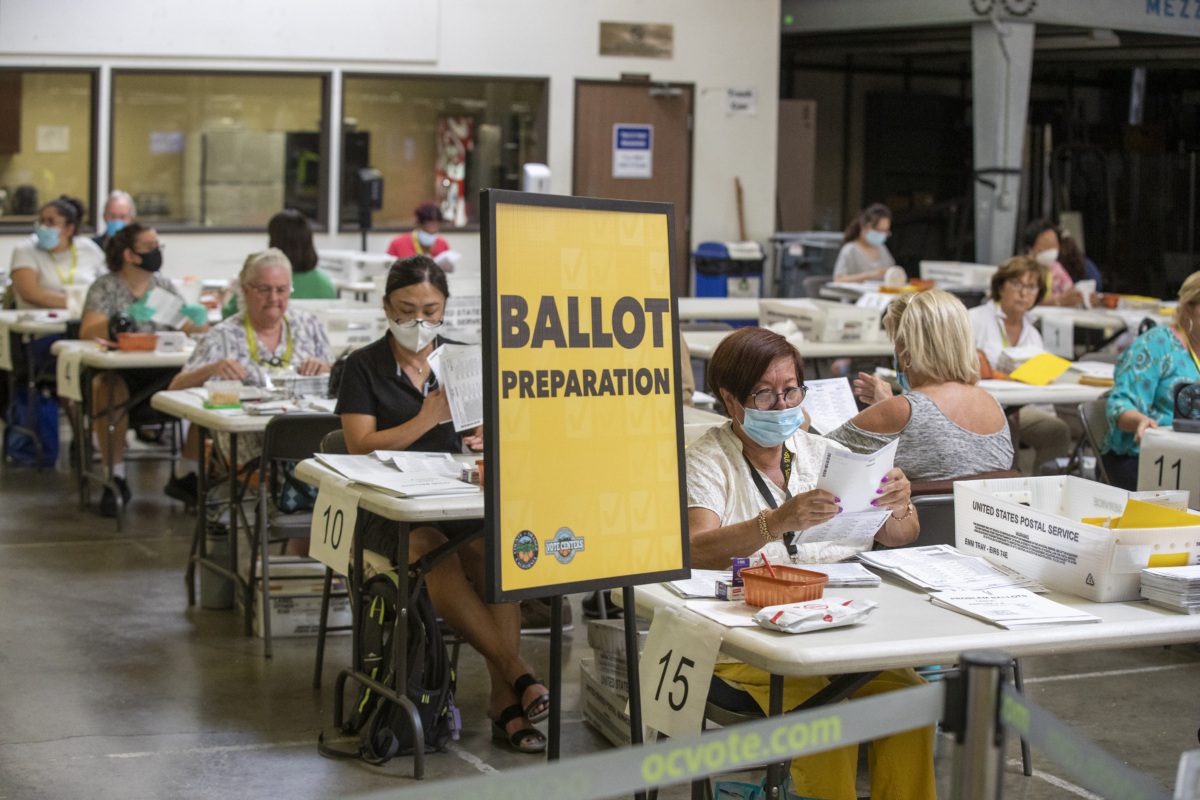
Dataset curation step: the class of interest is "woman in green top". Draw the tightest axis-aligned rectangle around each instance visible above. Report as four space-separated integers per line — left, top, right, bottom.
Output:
223 209 336 316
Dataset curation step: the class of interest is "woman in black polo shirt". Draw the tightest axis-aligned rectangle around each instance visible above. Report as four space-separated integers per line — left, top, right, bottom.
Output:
336 256 548 754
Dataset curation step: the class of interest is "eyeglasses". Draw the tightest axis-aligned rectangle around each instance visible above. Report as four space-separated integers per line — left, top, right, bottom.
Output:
747 386 806 410
1006 278 1041 294
392 318 444 329
248 284 292 298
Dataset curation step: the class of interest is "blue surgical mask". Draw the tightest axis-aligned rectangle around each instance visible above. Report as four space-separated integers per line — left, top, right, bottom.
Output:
105 219 127 237
416 230 438 247
35 226 61 251
865 229 889 247
740 406 806 447
893 355 911 392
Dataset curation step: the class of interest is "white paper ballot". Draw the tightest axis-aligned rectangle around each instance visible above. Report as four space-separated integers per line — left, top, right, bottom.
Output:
801 378 860 434
1075 279 1096 309
314 453 475 497
387 451 462 479
795 509 889 552
145 287 186 328
427 343 483 432
816 439 898 513
929 588 1100 629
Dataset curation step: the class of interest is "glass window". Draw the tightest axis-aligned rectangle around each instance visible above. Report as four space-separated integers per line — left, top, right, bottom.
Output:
342 75 547 229
111 72 326 229
0 70 95 228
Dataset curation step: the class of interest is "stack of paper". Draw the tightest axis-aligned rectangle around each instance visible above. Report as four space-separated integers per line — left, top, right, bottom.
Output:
858 544 1046 592
929 588 1100 629
427 343 482 432
665 569 732 599
800 378 860 434
1140 566 1200 614
790 562 881 587
314 453 476 497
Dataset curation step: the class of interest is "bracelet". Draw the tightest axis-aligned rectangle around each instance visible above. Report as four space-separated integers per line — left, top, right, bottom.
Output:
757 509 777 542
891 503 915 522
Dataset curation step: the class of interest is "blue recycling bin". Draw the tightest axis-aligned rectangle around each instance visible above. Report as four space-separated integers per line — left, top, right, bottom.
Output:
692 241 765 298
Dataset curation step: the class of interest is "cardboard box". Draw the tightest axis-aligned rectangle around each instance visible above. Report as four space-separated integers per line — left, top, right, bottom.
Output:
243 557 352 638
586 618 648 657
580 658 642 747
918 261 997 289
317 249 395 283
758 298 881 342
954 475 1200 602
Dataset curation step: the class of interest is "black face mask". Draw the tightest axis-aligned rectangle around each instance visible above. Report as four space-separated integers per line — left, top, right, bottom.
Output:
137 248 163 273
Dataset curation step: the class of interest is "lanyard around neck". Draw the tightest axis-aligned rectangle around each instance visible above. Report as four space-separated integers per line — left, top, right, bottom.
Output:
55 243 78 287
744 448 797 558
412 230 425 255
1181 327 1200 376
244 314 293 368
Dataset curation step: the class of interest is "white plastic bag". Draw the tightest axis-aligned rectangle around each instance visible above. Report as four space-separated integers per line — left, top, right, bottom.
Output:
752 596 878 634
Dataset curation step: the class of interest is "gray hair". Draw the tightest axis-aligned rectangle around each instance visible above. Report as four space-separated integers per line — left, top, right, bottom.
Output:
105 190 136 217
238 247 293 289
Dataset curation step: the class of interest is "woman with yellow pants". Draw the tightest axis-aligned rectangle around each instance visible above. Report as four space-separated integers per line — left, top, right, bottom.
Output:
686 327 934 799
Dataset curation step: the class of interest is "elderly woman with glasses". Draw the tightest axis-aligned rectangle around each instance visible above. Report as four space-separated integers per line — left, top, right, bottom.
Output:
687 327 931 800
967 255 1072 473
169 248 332 391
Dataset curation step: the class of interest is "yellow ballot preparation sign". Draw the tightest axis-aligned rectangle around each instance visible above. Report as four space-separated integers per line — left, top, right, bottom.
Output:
482 190 689 602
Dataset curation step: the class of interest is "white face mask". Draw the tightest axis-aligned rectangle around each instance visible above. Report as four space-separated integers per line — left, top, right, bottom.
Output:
388 318 441 352
1035 248 1058 267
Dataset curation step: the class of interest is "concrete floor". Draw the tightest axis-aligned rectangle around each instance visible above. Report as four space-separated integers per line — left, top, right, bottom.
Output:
0 453 1197 800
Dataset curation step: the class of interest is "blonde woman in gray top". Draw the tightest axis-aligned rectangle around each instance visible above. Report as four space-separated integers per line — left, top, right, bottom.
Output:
828 290 1014 481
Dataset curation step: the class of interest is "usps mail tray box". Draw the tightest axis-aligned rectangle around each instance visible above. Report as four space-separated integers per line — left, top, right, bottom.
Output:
758 298 881 342
954 475 1200 602
918 261 997 289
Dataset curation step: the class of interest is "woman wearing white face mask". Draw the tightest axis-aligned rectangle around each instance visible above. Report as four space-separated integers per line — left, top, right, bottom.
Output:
386 202 450 261
687 327 930 800
9 195 104 309
831 203 898 284
1023 218 1082 307
337 256 551 756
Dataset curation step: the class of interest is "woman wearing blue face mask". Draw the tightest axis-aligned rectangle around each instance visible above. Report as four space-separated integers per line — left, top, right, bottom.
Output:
8 195 104 309
387 202 450 261
831 203 897 284
687 327 930 800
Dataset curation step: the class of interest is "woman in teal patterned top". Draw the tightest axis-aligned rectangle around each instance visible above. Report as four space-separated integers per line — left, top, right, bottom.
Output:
1103 271 1200 490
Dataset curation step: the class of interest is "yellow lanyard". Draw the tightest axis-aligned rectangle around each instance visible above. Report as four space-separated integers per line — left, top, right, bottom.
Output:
412 231 425 255
995 304 1013 348
244 315 293 368
1183 327 1200 376
55 243 78 287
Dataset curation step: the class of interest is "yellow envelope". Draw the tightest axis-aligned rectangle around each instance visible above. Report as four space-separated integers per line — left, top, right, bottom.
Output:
1112 498 1200 529
1009 352 1073 386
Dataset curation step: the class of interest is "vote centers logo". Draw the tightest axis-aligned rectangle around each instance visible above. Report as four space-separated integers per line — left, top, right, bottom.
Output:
512 530 538 570
545 527 586 565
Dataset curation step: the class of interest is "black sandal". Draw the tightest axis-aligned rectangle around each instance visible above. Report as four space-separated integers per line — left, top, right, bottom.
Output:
491 704 546 754
514 673 550 723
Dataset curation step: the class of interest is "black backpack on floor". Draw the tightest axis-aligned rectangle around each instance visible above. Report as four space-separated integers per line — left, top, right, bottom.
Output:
319 571 459 764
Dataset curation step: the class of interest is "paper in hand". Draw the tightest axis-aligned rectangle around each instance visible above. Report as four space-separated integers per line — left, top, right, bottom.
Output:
144 287 186 328
427 343 483 432
801 377 859 434
815 439 897 513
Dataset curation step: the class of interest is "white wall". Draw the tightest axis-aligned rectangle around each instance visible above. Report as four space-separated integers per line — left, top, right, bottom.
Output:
0 0 781 285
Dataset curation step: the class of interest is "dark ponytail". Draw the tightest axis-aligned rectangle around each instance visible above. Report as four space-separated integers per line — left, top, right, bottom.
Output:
384 255 450 300
44 195 86 237
104 223 148 272
842 203 892 246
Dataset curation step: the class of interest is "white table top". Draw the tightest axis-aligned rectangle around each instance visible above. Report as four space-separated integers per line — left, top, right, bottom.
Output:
0 309 72 336
150 389 272 434
626 579 1200 678
677 297 761 321
684 329 894 362
1028 306 1129 332
977 378 1107 408
295 457 485 523
50 339 192 370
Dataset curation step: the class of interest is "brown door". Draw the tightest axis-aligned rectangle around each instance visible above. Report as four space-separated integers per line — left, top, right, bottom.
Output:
574 80 693 297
